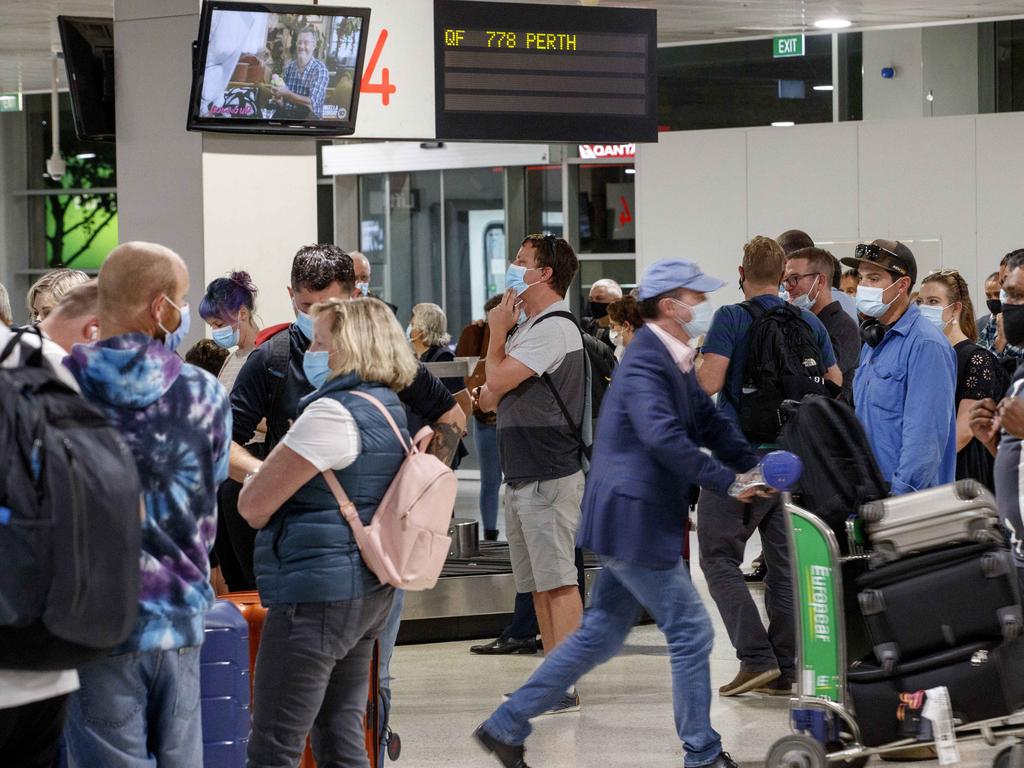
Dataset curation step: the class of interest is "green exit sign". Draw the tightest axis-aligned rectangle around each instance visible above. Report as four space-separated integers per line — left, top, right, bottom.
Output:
773 34 805 58
0 93 22 112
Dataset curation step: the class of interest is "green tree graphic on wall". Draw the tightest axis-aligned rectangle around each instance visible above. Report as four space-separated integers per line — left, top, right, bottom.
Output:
45 152 118 269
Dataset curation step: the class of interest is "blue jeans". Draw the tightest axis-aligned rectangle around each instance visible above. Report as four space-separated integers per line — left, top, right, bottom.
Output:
64 647 202 768
378 587 405 714
474 420 502 532
483 557 722 767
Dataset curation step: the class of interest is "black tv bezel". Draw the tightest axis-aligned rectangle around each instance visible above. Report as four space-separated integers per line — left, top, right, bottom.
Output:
187 1 372 137
57 15 116 143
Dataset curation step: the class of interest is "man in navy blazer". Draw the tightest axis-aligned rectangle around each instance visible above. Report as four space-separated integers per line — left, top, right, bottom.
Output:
475 259 762 768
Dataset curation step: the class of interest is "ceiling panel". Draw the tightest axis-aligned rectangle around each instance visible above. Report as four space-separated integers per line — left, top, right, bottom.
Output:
1 0 1023 93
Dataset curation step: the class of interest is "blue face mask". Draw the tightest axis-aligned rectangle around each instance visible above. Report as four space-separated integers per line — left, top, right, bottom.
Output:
211 325 239 349
159 296 190 352
856 284 895 319
302 350 331 389
295 308 314 340
356 281 370 297
505 264 535 296
919 303 953 332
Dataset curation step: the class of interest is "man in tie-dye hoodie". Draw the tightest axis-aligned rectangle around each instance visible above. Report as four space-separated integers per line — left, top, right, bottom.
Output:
63 242 231 768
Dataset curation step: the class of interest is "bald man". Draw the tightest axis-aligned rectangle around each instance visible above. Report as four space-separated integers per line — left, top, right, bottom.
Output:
63 242 231 768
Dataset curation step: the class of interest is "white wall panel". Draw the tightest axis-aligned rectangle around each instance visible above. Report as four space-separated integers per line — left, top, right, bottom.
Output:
857 116 975 283
635 128 746 303
746 123 860 244
976 114 1024 269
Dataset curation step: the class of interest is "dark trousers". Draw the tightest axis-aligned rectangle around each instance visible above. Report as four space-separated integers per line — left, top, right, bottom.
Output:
215 479 257 591
247 589 394 768
500 548 587 641
698 490 795 680
0 693 69 768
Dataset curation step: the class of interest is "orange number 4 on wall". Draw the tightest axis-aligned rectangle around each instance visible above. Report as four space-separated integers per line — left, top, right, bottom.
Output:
361 29 397 106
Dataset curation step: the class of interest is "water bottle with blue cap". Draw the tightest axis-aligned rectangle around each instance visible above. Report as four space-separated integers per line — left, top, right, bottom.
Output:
727 450 803 497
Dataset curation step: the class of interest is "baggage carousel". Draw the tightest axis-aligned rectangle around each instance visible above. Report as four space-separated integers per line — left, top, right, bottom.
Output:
397 541 601 644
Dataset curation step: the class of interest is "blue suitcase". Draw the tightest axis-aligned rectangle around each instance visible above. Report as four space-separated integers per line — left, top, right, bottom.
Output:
201 600 251 767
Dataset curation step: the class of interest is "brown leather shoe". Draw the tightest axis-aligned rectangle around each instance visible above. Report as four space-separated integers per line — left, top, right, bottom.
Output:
719 668 781 696
754 678 794 696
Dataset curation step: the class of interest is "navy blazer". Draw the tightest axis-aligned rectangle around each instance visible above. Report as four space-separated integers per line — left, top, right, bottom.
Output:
577 325 759 569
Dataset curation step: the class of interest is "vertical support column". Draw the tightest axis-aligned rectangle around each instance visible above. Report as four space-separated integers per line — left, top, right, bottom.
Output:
114 0 318 342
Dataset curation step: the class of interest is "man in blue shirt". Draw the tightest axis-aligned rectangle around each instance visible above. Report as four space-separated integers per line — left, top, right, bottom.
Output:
842 240 957 494
697 235 841 698
474 259 760 768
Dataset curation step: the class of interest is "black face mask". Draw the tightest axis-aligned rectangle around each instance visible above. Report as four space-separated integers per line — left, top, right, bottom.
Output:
987 299 1003 317
1003 303 1024 347
588 301 609 320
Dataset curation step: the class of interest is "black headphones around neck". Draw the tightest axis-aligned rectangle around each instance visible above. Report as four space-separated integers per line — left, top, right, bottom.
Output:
860 318 889 348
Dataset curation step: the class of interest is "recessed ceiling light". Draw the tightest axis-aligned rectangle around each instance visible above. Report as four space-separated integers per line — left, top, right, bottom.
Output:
814 18 852 29
771 121 795 127
624 168 636 175
75 152 96 160
813 84 834 92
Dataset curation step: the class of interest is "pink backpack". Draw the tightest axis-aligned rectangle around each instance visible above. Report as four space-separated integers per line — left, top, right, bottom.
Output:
322 390 456 591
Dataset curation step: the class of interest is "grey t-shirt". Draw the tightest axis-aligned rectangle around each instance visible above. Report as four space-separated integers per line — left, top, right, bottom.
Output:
994 365 1024 573
497 299 586 485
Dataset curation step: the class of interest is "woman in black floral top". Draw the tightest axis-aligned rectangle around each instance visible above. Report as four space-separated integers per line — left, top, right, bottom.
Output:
917 270 1004 489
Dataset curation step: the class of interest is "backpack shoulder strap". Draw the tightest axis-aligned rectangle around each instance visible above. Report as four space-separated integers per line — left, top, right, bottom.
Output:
347 390 424 454
532 309 580 329
0 326 45 368
264 328 292 420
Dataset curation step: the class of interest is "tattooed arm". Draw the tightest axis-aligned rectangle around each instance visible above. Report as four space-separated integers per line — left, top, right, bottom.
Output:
426 402 467 466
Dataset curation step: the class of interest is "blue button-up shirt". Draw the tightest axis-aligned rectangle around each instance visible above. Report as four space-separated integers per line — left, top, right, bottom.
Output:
854 303 957 495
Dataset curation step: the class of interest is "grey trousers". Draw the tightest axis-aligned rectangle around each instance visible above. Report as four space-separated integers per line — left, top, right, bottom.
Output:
697 490 795 679
246 588 394 768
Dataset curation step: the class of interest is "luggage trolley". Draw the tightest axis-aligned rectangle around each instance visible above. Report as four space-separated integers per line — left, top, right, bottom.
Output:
765 465 1024 768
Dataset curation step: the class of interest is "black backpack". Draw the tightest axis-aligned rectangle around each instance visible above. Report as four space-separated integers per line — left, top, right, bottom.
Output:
778 395 889 549
534 310 615 419
0 328 142 670
737 301 829 444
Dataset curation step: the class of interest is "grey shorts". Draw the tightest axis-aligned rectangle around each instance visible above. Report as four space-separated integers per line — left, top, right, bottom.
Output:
504 471 585 593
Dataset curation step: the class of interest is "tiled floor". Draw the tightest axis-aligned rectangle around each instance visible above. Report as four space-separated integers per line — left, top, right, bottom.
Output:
385 480 1012 768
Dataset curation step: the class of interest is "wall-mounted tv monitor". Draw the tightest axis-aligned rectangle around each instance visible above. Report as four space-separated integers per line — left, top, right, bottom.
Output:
58 16 116 142
187 2 371 136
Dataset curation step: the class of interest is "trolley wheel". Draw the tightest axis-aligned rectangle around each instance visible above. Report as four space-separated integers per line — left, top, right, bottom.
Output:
993 743 1024 768
386 730 402 761
768 735 829 768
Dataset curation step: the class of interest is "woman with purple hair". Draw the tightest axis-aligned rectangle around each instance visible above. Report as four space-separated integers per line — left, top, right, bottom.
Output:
200 270 263 591
200 270 262 392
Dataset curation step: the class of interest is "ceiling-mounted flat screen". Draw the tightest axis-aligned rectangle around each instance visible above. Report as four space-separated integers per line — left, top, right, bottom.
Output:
58 16 116 142
187 1 371 136
434 0 657 143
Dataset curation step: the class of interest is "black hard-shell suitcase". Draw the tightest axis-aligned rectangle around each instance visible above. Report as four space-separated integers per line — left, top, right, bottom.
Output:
849 637 1024 747
857 543 1023 670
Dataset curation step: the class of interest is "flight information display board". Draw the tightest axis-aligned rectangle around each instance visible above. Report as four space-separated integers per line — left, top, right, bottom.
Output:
434 0 657 142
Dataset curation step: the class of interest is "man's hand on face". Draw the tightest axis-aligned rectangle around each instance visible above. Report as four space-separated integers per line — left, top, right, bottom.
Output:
488 288 519 337
998 396 1024 439
970 398 1000 443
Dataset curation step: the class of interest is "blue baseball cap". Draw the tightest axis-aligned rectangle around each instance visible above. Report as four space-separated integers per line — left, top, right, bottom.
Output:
637 259 726 300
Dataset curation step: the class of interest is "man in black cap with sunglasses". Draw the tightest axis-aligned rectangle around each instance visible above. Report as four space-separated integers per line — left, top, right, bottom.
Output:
841 239 957 495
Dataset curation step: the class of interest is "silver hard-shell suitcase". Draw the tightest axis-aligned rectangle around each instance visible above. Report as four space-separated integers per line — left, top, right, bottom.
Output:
860 480 1003 563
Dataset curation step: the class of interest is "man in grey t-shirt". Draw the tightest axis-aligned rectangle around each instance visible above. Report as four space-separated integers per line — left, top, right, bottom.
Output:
476 234 587 713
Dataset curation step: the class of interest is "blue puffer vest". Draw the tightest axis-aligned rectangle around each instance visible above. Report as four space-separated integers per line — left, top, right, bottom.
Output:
254 372 409 605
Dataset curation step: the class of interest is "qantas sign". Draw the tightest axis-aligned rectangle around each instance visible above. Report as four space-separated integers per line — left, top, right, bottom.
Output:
578 143 636 159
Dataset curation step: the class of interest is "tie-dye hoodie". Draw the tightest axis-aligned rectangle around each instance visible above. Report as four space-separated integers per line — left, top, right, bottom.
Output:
65 333 231 652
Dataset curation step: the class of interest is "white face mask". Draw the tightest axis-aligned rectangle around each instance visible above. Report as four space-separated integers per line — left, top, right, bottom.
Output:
609 329 622 347
919 302 954 332
670 298 715 339
856 283 897 318
789 276 820 312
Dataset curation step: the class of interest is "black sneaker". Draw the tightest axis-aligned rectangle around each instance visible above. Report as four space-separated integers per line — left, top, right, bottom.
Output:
535 689 581 716
743 562 767 583
473 725 531 768
706 751 740 768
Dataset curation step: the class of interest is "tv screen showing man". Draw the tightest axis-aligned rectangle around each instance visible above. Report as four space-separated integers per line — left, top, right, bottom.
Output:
198 9 363 122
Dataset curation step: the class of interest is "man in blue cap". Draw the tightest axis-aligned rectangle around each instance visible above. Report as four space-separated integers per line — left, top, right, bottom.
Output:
474 258 763 768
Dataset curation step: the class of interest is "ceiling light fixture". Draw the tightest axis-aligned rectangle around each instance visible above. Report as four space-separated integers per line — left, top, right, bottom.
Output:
625 168 636 175
813 84 834 92
771 121 795 127
814 18 852 29
75 152 96 160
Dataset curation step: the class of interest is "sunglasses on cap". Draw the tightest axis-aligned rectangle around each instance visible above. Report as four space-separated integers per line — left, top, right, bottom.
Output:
854 243 908 276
